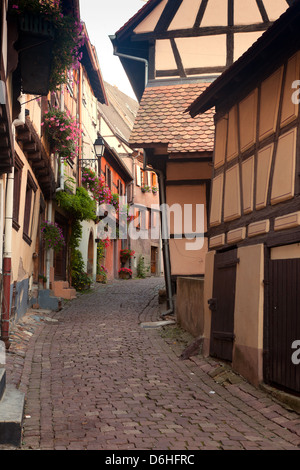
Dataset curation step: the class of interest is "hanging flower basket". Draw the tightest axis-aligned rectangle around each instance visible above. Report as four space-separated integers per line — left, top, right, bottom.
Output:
118 268 132 280
120 249 135 264
41 221 65 253
42 108 81 162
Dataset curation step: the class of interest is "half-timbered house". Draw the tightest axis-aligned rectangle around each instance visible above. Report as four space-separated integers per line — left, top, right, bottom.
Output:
111 0 291 330
188 0 300 394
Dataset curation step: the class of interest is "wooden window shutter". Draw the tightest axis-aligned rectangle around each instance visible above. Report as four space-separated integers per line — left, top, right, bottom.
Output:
136 166 141 186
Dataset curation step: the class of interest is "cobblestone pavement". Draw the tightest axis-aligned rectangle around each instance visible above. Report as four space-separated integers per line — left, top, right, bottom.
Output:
3 277 300 450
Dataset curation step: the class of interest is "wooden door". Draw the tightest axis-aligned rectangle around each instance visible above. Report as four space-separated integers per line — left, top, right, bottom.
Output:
266 256 300 394
209 250 238 362
151 246 157 275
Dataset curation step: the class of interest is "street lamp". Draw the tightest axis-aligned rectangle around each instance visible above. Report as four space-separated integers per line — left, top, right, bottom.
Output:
79 136 106 167
94 136 105 158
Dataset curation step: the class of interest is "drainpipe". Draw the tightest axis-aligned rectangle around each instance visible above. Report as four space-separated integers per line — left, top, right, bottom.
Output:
143 159 174 316
1 167 14 349
56 85 65 194
109 35 149 90
45 199 52 290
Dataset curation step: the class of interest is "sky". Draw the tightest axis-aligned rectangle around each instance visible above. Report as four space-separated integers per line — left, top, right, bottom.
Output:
79 0 147 101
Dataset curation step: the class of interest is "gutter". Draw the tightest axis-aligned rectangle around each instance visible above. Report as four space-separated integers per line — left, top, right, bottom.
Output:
109 35 149 90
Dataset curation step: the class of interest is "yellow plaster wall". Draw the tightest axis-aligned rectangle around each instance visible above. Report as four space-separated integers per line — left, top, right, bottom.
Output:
234 32 263 62
166 184 207 235
134 0 168 33
233 244 264 384
166 161 211 180
201 0 228 27
214 116 227 169
223 164 241 222
202 250 215 356
256 144 273 210
168 0 202 30
271 243 300 260
234 0 263 25
175 35 227 69
241 155 254 214
239 89 258 152
210 173 223 227
259 67 283 141
280 52 300 128
169 237 207 275
156 40 177 71
11 144 41 283
227 106 239 162
271 127 297 205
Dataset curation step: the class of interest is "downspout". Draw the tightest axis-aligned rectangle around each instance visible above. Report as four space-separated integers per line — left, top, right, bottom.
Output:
56 85 65 193
1 168 14 349
45 199 52 290
143 156 174 316
109 35 149 89
78 65 83 187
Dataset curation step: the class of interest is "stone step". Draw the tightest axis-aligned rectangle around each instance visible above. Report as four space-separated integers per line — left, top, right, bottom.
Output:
52 281 76 300
0 384 25 447
0 369 5 402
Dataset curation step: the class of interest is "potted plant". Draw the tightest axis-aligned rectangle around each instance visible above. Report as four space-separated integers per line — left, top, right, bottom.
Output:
141 185 151 193
120 248 135 264
96 265 108 284
118 267 132 280
9 0 83 95
41 221 65 253
152 186 158 194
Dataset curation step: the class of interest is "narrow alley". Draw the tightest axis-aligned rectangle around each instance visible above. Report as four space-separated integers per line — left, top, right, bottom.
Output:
3 278 300 451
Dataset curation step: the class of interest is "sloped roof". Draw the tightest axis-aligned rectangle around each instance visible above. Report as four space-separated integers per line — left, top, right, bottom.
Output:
129 82 214 154
81 24 108 104
98 82 139 143
115 0 161 39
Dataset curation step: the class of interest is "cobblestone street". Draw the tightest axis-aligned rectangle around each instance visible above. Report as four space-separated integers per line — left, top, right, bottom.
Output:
3 277 300 451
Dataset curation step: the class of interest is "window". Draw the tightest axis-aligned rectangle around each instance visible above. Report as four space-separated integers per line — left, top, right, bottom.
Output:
118 180 123 196
152 172 158 187
127 183 133 203
13 154 24 231
136 166 141 186
23 171 37 245
105 165 112 190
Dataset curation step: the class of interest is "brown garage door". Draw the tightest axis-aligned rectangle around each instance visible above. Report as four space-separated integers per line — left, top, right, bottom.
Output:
266 255 300 394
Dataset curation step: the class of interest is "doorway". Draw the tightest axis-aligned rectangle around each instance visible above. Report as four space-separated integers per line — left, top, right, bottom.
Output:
209 249 238 362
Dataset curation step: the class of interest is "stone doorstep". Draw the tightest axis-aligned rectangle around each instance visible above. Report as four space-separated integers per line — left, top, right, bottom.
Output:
260 383 300 414
0 369 25 448
52 281 77 300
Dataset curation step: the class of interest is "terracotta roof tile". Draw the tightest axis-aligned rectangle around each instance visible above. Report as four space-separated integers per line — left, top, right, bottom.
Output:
129 82 215 153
